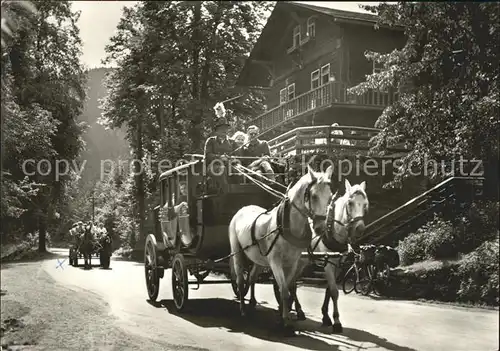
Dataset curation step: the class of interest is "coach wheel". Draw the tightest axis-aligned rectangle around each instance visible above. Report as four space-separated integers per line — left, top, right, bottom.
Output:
145 234 160 301
229 257 250 298
172 253 188 312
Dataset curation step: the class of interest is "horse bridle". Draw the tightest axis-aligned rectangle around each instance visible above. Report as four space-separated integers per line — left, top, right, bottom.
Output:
289 178 331 223
329 190 366 231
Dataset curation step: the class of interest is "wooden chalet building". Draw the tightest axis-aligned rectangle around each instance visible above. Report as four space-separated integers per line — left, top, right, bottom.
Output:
237 2 406 141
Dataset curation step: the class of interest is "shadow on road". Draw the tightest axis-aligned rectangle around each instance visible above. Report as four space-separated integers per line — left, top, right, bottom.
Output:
147 298 416 351
1 251 60 270
72 262 112 270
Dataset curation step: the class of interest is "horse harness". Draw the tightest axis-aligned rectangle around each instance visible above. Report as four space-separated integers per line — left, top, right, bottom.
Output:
250 177 329 257
307 189 368 267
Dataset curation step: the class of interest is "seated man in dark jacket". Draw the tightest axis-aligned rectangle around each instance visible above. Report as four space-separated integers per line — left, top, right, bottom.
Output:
242 125 275 181
204 114 236 193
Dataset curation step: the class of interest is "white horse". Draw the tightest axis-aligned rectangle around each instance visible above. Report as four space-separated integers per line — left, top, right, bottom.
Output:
286 179 369 333
229 165 333 335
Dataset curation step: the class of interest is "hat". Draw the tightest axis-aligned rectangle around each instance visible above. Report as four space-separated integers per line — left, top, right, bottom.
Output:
215 117 230 129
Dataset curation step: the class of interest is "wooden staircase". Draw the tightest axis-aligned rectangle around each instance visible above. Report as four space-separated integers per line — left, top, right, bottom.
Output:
356 176 484 246
303 176 484 282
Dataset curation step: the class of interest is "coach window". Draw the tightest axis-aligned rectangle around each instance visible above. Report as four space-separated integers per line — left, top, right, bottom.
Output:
162 178 170 207
178 171 188 203
169 176 177 207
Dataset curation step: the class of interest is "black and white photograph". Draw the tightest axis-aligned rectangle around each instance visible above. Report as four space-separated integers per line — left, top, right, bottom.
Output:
1 1 498 350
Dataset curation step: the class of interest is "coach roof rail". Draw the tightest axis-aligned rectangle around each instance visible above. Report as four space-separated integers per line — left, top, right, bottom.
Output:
159 160 201 181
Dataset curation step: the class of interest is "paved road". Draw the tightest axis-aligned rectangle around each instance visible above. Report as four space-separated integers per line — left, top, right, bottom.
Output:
46 249 499 351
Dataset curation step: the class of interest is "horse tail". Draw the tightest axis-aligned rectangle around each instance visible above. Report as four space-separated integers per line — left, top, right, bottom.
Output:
229 215 241 261
229 213 246 287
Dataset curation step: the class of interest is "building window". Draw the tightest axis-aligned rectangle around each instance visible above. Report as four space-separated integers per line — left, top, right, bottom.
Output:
279 88 287 105
293 25 301 48
311 69 320 90
280 83 295 104
307 17 315 38
287 83 295 101
321 63 331 85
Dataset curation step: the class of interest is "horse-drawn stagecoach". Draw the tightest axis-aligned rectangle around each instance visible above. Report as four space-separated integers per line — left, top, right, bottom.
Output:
144 157 281 310
69 222 113 269
144 151 372 334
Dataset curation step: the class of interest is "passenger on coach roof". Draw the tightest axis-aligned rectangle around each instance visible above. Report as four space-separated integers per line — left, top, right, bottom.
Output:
203 102 236 193
231 131 248 149
242 125 276 181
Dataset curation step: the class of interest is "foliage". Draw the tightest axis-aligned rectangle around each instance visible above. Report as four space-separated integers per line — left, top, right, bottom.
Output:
398 201 499 266
393 200 499 305
456 239 499 305
99 1 272 247
1 1 87 250
92 167 135 250
398 217 458 266
351 3 500 189
387 239 499 306
1 0 38 49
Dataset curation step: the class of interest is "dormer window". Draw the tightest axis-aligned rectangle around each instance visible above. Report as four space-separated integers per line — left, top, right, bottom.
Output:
293 25 301 48
307 17 316 38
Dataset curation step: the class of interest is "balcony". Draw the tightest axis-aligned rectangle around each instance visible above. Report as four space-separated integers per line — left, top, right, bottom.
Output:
268 125 408 157
249 81 398 135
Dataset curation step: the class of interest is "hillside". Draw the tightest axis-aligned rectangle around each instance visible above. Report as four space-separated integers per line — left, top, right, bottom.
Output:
78 67 130 186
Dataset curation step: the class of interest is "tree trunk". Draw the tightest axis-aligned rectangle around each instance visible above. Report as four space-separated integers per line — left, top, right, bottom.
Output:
135 109 146 249
38 212 47 253
189 1 203 152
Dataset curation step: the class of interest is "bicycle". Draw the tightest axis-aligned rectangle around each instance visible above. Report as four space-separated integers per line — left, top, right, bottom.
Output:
355 246 391 296
341 250 363 295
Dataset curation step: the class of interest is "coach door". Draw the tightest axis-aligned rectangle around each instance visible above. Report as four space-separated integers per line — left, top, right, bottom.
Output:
160 175 178 248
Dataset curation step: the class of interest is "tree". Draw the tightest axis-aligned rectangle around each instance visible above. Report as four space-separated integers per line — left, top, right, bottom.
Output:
101 1 271 250
351 2 499 197
1 1 87 250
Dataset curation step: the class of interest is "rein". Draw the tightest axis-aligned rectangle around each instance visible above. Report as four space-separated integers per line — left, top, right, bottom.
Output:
229 165 332 258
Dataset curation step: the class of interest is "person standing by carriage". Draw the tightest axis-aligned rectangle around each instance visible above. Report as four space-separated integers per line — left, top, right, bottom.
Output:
204 102 237 193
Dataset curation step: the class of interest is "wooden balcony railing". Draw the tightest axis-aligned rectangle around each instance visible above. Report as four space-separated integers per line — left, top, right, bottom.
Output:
268 125 408 157
249 81 398 134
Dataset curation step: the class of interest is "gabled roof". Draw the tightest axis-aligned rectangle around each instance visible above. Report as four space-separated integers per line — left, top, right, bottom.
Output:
289 2 380 24
236 2 404 87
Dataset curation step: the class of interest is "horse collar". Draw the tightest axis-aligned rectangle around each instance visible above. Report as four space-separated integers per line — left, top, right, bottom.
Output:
277 198 312 249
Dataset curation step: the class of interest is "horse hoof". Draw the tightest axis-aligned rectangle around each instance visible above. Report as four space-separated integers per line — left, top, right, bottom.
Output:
296 311 306 321
332 323 343 334
322 316 333 327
